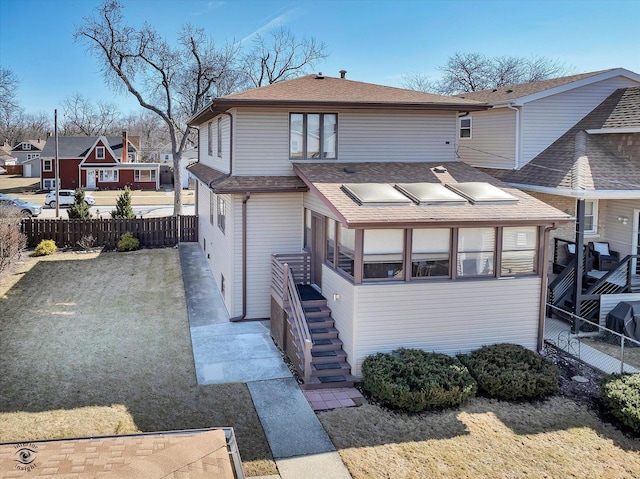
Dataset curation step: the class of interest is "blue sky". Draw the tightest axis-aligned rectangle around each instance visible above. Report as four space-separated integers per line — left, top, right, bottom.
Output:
1 0 639 116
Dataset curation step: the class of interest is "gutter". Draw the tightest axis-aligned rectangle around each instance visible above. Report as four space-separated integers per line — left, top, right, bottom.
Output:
506 103 521 169
507 183 640 199
229 191 250 322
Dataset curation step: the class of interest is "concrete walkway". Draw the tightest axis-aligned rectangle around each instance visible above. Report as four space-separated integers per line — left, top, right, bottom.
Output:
179 243 352 479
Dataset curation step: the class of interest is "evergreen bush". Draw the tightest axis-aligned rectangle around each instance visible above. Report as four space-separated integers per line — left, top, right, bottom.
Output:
34 239 57 256
601 373 640 435
111 187 136 219
459 343 558 401
117 232 140 252
67 189 92 219
361 348 477 412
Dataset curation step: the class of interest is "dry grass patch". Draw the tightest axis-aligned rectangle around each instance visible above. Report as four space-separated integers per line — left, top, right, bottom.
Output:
319 397 640 479
0 249 275 477
583 337 640 370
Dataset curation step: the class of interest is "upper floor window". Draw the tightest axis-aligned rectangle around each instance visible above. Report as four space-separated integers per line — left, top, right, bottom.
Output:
43 159 52 172
217 117 222 157
584 200 598 234
290 113 337 160
208 121 213 156
27 153 40 160
23 143 31 150
459 116 472 139
96 146 105 159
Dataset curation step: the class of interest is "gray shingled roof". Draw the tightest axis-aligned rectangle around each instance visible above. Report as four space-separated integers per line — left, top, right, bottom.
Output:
483 87 640 192
457 69 615 104
40 136 136 158
293 161 570 227
188 162 308 193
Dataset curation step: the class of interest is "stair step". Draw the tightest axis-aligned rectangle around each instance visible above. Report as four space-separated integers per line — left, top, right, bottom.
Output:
310 326 339 340
311 338 343 351
301 299 328 308
300 349 347 364
313 338 332 346
302 374 356 390
314 362 341 370
311 350 336 357
306 318 335 328
304 307 332 319
310 361 352 377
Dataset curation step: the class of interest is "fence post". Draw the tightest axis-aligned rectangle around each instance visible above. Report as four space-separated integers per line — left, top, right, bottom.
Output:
620 336 625 374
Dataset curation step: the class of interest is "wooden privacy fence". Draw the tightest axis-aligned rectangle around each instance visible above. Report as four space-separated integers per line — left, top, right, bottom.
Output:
21 215 198 249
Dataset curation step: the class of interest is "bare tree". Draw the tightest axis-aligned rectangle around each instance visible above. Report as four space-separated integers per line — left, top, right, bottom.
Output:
75 0 238 214
0 67 23 145
121 110 167 161
61 93 122 136
403 53 573 95
242 26 328 88
401 72 438 94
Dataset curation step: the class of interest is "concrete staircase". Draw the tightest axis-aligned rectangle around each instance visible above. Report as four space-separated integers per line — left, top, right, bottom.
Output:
294 285 355 390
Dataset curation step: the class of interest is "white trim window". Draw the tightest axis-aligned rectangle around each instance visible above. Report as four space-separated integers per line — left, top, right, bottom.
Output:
208 121 213 156
217 195 226 233
134 170 156 182
27 153 40 160
96 146 105 159
23 143 31 150
43 179 56 189
459 116 472 139
217 117 222 157
290 113 337 160
99 169 118 182
584 200 598 234
43 159 52 172
209 191 215 225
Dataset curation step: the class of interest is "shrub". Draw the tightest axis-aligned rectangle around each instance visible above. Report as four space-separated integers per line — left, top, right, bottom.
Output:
77 234 96 251
601 373 640 435
111 187 136 219
34 239 57 256
117 232 140 252
459 343 558 401
361 348 477 412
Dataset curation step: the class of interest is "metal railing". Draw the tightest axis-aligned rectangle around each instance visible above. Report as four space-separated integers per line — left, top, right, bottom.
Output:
545 303 640 374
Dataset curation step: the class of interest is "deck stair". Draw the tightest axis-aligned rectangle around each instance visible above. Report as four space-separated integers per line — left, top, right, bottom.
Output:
293 285 356 390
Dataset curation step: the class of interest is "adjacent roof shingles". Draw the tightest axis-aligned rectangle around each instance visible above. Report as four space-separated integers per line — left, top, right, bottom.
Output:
40 136 136 159
187 162 308 193
484 87 640 192
0 430 235 479
293 161 570 227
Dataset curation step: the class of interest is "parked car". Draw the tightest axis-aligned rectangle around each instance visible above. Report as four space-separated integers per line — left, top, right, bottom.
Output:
45 189 96 208
0 166 7 174
0 194 42 217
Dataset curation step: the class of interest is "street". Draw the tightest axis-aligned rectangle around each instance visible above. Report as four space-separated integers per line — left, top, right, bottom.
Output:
37 203 195 219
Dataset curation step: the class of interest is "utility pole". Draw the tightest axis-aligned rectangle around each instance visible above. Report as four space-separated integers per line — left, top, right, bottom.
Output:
54 109 60 218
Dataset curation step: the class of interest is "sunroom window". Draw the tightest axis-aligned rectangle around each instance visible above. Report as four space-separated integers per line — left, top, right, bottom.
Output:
363 229 404 280
338 225 355 276
457 227 495 276
501 227 537 275
290 113 337 160
412 228 450 278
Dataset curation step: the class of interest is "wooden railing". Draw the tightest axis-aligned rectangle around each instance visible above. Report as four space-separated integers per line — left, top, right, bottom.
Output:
271 252 312 383
21 215 198 248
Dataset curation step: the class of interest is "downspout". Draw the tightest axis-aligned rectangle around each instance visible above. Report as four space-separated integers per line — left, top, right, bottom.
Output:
506 103 520 169
230 191 250 322
538 223 558 353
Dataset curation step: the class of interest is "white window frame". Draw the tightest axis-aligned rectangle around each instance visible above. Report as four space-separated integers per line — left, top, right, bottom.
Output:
43 179 56 189
217 195 226 233
209 191 215 225
217 117 222 157
459 116 472 139
134 170 156 182
584 199 598 235
43 159 52 172
96 146 105 159
27 153 40 160
23 143 31 150
208 121 213 156
98 169 118 182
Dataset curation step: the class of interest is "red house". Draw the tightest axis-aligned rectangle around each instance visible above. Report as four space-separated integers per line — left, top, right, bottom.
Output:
39 132 160 191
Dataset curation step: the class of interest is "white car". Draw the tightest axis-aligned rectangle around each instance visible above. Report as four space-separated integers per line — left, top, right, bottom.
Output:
45 189 96 208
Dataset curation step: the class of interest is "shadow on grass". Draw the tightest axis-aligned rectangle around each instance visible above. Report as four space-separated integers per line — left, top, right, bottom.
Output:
0 251 275 475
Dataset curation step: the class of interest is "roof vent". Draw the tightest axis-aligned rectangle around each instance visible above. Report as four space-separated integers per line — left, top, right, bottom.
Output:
315 72 324 79
340 70 347 79
344 166 356 173
505 89 513 93
433 165 448 173
492 89 498 92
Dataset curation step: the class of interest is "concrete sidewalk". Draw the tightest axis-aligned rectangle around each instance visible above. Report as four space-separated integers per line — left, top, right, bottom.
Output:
179 243 352 479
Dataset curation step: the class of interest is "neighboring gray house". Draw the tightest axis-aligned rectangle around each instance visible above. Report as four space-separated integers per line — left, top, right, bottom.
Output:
12 139 46 176
187 74 570 387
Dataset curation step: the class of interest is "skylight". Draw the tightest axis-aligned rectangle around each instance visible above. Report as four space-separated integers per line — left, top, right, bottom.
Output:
342 183 412 206
395 183 468 206
445 182 518 204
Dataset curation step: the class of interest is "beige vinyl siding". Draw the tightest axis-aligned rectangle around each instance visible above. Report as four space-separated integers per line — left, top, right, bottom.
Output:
199 115 230 173
602 199 640 257
303 190 339 221
350 276 541 376
338 110 457 162
234 110 292 176
457 108 517 169
244 193 304 318
520 76 640 165
321 267 358 369
197 186 236 316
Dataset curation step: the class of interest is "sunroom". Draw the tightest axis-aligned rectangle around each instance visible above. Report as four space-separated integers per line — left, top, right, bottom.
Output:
271 161 572 378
